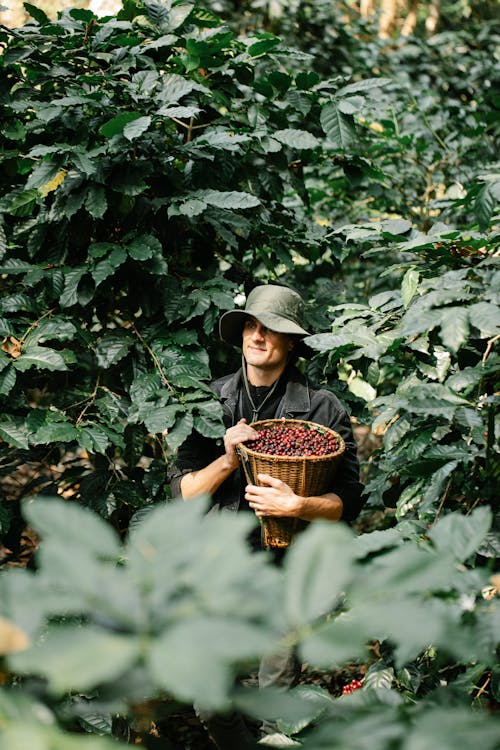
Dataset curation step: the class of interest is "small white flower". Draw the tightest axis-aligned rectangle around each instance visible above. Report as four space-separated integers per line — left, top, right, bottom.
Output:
459 593 476 612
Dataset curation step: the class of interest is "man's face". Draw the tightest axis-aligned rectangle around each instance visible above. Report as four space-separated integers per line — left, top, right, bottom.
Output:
242 316 294 374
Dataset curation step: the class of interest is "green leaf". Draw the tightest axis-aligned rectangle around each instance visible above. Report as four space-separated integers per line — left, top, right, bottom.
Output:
0 724 119 750
123 116 151 141
24 2 49 23
283 522 356 627
336 77 392 96
149 617 272 709
69 7 94 21
474 184 497 231
26 161 62 191
2 118 27 141
293 69 319 89
248 35 280 57
194 399 225 438
128 234 162 260
99 112 142 138
348 375 377 402
95 331 134 368
85 185 107 219
157 104 201 118
275 684 334 735
159 74 206 104
78 425 111 455
60 268 86 307
0 222 5 261
24 318 77 345
439 307 469 352
78 714 113 735
428 507 492 562
406 706 500 750
320 103 354 148
0 418 29 449
174 198 206 216
196 131 251 151
13 345 68 372
6 189 39 217
273 129 320 150
9 624 139 694
300 610 370 667
165 411 194 452
382 218 412 236
0 365 16 396
31 417 78 445
92 247 127 287
191 190 261 210
23 496 121 556
421 460 459 511
364 663 394 691
469 301 500 337
144 404 181 434
0 258 36 274
165 3 193 30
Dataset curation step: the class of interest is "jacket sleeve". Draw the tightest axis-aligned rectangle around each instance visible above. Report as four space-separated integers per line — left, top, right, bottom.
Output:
309 390 366 523
168 430 218 500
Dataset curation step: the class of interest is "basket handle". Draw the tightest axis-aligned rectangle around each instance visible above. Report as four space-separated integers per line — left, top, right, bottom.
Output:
236 446 256 485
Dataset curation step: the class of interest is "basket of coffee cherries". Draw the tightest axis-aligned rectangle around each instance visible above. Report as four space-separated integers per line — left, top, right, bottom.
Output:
237 419 345 548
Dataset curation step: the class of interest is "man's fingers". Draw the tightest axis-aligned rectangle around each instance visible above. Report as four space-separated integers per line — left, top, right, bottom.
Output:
256 473 286 488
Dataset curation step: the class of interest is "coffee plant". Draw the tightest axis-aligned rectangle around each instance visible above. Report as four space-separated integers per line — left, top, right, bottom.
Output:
0 0 395 546
0 0 498 747
1 498 499 748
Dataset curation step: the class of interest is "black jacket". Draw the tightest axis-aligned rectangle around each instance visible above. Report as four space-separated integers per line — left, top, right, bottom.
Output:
169 366 365 523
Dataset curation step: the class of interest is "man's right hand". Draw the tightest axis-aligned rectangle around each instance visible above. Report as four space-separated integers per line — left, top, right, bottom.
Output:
223 418 259 471
181 419 259 500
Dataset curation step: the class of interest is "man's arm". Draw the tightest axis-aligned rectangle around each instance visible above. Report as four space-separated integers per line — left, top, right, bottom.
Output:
245 473 344 522
180 453 237 499
180 419 258 500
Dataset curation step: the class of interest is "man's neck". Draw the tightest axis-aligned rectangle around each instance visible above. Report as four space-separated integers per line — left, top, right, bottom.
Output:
246 363 286 387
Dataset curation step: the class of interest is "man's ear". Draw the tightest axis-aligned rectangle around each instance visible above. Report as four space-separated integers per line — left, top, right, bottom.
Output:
288 337 296 352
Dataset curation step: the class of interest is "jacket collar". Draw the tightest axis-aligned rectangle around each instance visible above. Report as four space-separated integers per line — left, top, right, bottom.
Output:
219 366 311 420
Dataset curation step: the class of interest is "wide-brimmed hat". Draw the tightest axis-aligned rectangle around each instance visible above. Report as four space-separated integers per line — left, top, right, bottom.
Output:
219 284 312 358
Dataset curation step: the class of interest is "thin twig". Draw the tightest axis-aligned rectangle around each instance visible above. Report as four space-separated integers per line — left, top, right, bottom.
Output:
482 334 499 365
475 672 491 700
169 116 211 135
76 375 101 424
127 323 174 392
432 477 453 525
20 308 56 344
466 496 483 516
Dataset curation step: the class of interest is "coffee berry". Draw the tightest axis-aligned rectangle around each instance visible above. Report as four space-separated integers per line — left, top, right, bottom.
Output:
245 424 339 457
342 678 364 695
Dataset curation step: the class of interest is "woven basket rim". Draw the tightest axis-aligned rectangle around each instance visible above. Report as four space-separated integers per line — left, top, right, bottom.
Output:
237 418 345 461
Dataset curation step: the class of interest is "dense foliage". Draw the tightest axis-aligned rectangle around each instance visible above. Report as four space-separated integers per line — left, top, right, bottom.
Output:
0 0 499 747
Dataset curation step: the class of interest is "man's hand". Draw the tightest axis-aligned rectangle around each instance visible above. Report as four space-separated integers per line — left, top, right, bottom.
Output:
246 473 344 522
245 473 304 518
222 418 259 471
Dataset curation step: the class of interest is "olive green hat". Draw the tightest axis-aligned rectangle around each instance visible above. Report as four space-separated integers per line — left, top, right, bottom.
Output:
219 284 312 357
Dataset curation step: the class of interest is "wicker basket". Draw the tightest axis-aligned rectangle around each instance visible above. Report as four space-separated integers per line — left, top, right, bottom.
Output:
237 418 345 548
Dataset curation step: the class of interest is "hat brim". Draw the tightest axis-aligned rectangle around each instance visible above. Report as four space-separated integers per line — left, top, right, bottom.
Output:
219 310 312 359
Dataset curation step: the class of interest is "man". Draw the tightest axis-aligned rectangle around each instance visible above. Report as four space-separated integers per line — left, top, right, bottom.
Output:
169 284 365 748
170 283 363 526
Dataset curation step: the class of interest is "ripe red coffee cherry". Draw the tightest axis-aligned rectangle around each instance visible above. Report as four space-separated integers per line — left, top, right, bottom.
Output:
245 425 339 457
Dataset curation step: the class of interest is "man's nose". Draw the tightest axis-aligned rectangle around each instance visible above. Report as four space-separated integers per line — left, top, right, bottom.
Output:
252 324 265 340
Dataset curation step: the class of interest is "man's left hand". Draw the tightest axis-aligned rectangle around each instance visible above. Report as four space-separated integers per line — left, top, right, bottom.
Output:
245 473 304 517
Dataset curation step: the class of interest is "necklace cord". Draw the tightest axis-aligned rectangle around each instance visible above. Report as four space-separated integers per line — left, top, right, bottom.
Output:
241 353 282 423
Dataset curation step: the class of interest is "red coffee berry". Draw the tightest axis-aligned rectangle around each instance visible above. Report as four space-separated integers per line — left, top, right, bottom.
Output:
342 678 364 695
245 425 339 457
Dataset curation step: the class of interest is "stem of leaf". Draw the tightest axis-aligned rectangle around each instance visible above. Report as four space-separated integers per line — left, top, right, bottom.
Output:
127 323 174 392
